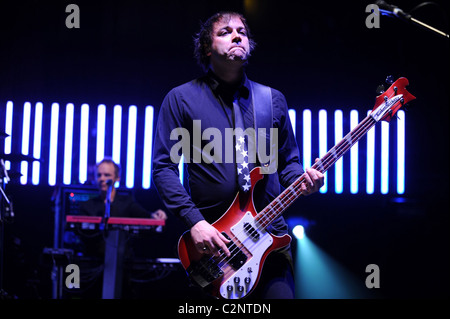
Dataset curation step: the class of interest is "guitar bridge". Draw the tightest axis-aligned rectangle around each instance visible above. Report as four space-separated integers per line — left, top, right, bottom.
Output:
187 255 224 288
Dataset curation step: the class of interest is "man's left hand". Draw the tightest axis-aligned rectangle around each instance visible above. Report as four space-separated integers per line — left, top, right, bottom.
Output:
300 158 325 196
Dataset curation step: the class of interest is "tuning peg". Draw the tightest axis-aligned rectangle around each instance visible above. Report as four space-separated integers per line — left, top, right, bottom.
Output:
376 84 385 95
385 75 394 85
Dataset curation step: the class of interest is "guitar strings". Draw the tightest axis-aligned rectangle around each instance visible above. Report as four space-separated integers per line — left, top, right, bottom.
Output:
257 114 377 229
198 91 399 284
204 113 378 276
266 90 400 224
259 84 401 225
208 114 377 273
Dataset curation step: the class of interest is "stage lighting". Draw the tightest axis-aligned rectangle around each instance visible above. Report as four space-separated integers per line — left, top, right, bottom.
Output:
20 102 31 185
112 105 122 177
381 121 390 194
2 101 407 193
318 110 328 193
142 105 154 189
4 101 13 172
79 104 89 184
289 109 296 136
334 110 343 194
302 109 312 169
397 110 405 194
48 103 60 186
350 110 359 194
126 105 137 189
292 225 305 240
32 102 43 185
63 103 74 185
366 110 376 194
96 104 106 163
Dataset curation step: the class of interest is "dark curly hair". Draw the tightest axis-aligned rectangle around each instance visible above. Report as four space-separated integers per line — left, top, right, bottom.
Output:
193 12 257 71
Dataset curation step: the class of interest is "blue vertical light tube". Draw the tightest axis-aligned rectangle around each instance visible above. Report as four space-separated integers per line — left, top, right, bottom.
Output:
48 103 60 186
32 102 43 185
126 105 137 188
63 103 74 185
350 110 359 194
396 110 405 194
142 106 154 189
318 110 327 193
334 110 343 194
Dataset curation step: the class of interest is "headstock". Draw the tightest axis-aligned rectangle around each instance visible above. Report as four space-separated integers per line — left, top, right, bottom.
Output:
371 77 416 122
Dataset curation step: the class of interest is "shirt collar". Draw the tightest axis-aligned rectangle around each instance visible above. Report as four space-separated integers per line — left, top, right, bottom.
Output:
206 69 250 100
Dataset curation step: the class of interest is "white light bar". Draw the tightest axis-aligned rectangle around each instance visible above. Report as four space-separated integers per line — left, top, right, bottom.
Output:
302 109 312 170
96 104 106 164
350 110 359 194
318 109 328 193
366 110 375 194
397 110 405 194
79 103 89 184
20 102 32 185
32 102 43 185
48 103 60 186
289 109 296 136
4 101 13 171
63 103 74 185
142 106 154 189
381 121 390 194
334 110 343 194
126 105 137 188
112 104 122 185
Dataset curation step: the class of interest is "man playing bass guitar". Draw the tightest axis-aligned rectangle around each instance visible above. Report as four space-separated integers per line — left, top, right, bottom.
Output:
152 11 324 299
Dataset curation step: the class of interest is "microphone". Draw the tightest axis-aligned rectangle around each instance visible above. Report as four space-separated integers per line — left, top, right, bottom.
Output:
376 0 411 20
375 0 449 39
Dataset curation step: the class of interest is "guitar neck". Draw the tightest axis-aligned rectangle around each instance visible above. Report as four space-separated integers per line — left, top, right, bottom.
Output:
256 114 377 229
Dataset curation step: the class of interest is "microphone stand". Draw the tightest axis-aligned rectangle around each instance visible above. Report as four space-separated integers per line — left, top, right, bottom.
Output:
102 180 113 232
0 159 13 298
377 0 449 39
408 17 449 39
100 180 125 299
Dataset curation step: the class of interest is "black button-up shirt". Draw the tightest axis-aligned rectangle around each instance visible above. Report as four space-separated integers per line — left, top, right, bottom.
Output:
152 71 303 235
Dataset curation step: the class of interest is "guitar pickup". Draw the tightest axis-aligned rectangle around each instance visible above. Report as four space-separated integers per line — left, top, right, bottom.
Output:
243 222 260 241
222 232 247 270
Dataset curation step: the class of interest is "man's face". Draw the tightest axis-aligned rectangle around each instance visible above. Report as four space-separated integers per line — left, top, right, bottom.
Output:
208 15 251 65
96 162 118 192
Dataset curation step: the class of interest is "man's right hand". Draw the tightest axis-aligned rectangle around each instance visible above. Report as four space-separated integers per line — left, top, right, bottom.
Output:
190 220 231 257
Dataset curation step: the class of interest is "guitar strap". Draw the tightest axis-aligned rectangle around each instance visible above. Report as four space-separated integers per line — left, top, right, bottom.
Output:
250 81 276 174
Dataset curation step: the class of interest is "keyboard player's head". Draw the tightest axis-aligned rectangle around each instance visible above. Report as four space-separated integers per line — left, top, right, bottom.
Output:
95 158 121 201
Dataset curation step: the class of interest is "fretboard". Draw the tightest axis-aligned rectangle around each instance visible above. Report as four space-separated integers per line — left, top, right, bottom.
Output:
255 114 377 229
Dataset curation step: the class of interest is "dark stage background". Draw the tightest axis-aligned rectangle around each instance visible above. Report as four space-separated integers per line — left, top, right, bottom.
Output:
0 0 449 300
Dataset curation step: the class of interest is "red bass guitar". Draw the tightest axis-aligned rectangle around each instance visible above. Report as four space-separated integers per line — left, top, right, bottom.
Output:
177 77 415 299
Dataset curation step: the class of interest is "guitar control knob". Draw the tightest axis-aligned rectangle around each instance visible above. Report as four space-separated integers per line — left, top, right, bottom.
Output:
247 267 252 273
234 277 240 284
237 285 244 293
244 277 251 285
227 285 233 292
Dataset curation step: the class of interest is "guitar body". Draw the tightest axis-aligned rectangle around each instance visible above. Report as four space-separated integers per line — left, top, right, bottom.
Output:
178 167 291 299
